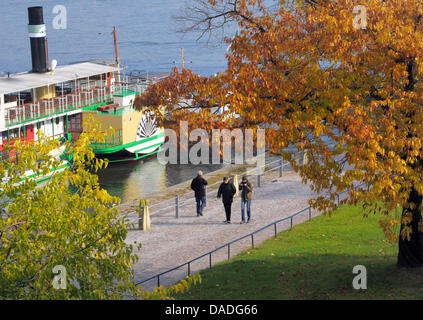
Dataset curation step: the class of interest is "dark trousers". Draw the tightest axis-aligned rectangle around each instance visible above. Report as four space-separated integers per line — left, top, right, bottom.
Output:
196 196 206 214
223 202 232 221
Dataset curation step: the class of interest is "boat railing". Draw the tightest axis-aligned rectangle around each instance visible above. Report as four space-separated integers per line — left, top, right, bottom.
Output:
78 80 107 91
89 129 123 148
4 86 114 126
69 128 123 148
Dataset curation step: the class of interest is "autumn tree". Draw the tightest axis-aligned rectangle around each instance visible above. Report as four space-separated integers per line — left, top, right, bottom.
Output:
0 116 200 299
135 0 423 267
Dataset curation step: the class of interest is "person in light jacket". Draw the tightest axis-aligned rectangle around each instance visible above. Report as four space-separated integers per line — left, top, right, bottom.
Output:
239 176 254 223
217 177 237 224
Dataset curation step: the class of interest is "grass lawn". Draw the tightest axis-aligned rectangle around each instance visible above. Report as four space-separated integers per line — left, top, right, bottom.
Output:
173 204 423 299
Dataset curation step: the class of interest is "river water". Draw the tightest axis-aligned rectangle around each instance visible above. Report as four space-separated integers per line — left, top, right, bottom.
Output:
1 0 244 202
97 157 228 202
1 0 235 76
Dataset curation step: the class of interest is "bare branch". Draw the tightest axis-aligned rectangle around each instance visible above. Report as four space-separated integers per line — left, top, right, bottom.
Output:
174 0 239 42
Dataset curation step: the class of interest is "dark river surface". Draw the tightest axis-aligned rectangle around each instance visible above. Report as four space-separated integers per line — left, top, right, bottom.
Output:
96 153 284 203
96 157 226 202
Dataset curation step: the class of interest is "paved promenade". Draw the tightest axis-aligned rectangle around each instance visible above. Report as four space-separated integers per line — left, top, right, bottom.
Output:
125 170 319 292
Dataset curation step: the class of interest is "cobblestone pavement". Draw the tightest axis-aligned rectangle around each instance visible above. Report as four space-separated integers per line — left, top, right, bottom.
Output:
125 170 320 292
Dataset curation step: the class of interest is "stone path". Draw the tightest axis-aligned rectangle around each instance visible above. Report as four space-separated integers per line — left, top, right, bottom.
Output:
125 170 320 292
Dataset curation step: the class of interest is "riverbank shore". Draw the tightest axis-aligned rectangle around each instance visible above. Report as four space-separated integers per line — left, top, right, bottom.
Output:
117 161 258 216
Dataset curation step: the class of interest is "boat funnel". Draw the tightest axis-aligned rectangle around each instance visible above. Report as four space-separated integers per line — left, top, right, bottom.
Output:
28 6 48 73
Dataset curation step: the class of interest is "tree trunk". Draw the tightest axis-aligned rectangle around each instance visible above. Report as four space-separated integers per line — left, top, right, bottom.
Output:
397 188 423 267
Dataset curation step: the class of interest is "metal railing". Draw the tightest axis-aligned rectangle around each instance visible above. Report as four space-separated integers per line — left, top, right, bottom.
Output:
124 154 301 223
90 129 123 148
135 181 365 288
152 147 338 216
68 128 123 149
5 86 113 126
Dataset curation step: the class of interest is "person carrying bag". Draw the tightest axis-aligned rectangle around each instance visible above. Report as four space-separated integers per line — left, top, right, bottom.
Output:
239 176 253 223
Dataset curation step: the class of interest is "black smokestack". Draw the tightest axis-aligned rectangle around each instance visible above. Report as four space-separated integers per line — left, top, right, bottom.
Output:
28 6 48 73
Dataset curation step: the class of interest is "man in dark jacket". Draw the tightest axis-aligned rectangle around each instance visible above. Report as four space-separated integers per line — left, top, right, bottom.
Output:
217 177 237 224
190 171 208 216
239 176 254 223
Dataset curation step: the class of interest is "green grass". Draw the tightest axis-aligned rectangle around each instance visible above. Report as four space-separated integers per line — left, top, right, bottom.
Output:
173 205 423 300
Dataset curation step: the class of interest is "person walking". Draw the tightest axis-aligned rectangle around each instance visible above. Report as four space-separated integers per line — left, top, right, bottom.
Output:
239 176 254 223
217 177 237 224
190 170 208 217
